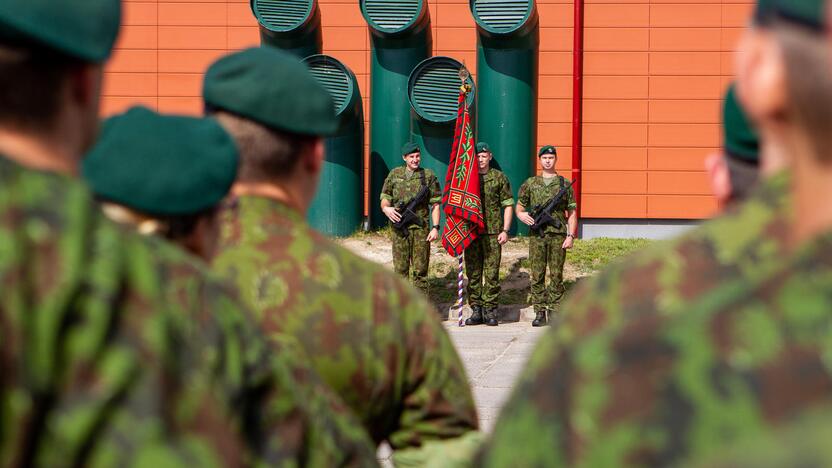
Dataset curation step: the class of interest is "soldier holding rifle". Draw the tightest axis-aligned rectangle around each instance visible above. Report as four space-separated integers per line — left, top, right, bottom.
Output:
516 145 578 326
381 143 442 294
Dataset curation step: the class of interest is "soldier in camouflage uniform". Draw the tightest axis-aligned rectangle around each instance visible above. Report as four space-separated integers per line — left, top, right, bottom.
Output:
516 146 578 326
380 142 443 294
81 106 238 261
204 48 479 457
464 142 514 327
0 3 376 466
478 1 832 466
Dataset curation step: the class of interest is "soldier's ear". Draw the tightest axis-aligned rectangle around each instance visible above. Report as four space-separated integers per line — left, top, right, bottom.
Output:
301 139 324 176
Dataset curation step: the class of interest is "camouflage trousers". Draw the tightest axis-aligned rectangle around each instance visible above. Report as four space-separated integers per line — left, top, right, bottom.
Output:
464 235 502 308
529 233 566 313
392 226 430 294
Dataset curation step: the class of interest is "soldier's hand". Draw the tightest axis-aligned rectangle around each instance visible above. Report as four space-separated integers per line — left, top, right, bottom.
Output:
426 227 439 242
562 235 574 250
497 231 509 245
518 213 535 226
384 206 402 223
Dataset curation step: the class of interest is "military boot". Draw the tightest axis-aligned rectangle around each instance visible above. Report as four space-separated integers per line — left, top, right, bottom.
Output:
485 307 499 326
532 309 548 327
465 305 485 326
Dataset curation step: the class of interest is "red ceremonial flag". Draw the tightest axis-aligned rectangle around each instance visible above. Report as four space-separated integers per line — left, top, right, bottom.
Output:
441 91 484 257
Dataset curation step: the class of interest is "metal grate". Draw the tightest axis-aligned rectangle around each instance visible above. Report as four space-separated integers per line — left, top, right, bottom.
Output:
410 58 470 122
363 0 420 31
473 0 530 32
253 0 311 31
306 56 352 114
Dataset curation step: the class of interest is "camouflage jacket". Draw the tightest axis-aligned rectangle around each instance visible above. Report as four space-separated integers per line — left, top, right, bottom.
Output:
212 195 479 449
0 156 376 467
517 175 577 235
380 166 442 229
479 168 513 235
478 174 801 467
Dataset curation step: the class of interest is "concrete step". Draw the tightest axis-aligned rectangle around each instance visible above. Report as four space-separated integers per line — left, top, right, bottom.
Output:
442 304 537 323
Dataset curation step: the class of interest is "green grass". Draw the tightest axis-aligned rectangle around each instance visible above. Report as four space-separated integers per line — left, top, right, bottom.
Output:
430 237 652 306
567 237 652 273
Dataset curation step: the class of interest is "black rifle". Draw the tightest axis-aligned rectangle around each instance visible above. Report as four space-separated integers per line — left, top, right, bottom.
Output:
392 171 429 238
529 177 574 238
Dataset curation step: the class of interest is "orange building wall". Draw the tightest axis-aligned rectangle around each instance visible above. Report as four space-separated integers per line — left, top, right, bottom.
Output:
104 0 755 220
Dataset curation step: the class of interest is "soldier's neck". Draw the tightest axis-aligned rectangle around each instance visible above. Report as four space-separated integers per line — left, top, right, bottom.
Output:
231 182 307 214
541 169 558 178
0 128 79 175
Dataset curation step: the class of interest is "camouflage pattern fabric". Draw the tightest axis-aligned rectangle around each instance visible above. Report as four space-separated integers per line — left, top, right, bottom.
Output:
477 173 799 467
0 156 377 467
382 166 441 292
686 409 832 468
528 233 567 314
380 166 442 229
478 169 513 235
464 169 512 309
464 235 501 309
517 175 577 236
518 174 575 314
212 195 479 450
392 225 431 294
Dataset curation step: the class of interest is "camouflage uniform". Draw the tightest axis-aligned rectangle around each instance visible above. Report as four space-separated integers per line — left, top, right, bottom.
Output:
380 166 442 294
0 157 376 467
464 169 513 309
212 195 479 450
687 409 832 468
477 174 802 467
517 175 577 314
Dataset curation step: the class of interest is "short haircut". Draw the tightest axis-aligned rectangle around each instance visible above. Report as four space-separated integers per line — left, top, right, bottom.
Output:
772 21 832 164
211 110 316 183
0 36 81 132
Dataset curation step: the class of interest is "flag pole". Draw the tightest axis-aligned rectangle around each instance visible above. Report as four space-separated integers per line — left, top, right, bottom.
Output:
456 255 465 327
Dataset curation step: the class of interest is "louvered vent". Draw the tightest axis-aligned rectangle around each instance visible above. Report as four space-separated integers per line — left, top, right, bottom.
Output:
363 0 421 32
305 56 352 115
473 0 530 32
409 57 473 123
253 0 312 31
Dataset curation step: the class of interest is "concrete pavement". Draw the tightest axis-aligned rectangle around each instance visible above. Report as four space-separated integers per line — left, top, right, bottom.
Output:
444 321 548 432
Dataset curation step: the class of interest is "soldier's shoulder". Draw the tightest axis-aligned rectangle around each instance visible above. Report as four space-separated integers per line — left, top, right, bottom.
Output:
388 166 407 178
423 168 440 183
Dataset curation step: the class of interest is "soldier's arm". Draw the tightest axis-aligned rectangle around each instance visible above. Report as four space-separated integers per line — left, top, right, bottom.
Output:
429 172 442 205
500 175 515 232
382 276 479 450
516 183 534 225
193 279 378 467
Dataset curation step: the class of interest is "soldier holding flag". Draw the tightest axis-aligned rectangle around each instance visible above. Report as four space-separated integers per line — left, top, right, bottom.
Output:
464 142 514 327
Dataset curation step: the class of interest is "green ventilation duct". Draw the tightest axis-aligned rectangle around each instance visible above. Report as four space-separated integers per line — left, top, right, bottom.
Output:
303 55 365 237
361 0 432 228
471 0 538 235
408 56 475 228
251 0 322 58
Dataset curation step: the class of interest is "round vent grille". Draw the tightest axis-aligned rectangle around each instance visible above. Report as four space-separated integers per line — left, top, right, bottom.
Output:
473 0 531 33
409 57 474 123
362 0 421 32
253 0 313 32
304 55 354 116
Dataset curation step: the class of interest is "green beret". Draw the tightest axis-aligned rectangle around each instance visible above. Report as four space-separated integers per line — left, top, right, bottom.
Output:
203 47 337 137
401 142 420 156
476 142 491 154
82 106 239 217
538 145 557 157
723 84 760 164
0 0 120 62
754 0 826 30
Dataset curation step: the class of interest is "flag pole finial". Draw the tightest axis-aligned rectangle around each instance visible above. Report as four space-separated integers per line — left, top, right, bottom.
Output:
458 65 471 94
